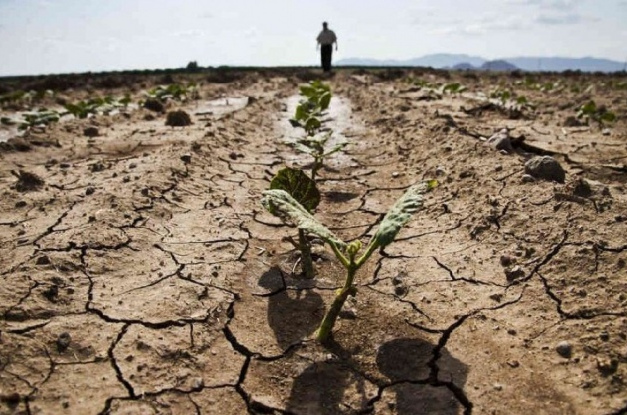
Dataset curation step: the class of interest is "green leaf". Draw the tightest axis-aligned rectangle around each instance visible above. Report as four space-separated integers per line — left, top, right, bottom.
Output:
270 167 320 212
370 180 438 248
318 92 331 111
294 104 308 121
262 189 346 249
305 117 321 132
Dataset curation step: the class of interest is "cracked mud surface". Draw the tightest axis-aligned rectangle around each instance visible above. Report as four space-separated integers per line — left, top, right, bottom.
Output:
1 69 627 414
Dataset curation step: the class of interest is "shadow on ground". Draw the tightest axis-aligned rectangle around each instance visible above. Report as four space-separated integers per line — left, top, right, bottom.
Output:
285 337 468 414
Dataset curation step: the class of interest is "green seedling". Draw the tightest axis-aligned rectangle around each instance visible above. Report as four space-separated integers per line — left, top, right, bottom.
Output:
262 180 438 342
290 81 331 135
293 133 347 180
577 100 616 125
146 83 198 103
2 109 61 131
269 167 320 278
64 95 130 119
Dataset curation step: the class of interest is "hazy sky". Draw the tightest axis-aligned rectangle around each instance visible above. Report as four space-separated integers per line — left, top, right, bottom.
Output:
1 0 626 76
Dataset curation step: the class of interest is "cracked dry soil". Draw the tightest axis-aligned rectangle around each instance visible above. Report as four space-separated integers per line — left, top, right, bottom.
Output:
1 69 626 414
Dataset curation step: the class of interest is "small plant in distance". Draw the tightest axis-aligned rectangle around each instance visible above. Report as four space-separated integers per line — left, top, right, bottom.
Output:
576 100 616 126
64 95 131 119
262 180 438 342
289 80 346 180
269 167 321 278
146 83 198 103
290 80 331 135
2 109 61 131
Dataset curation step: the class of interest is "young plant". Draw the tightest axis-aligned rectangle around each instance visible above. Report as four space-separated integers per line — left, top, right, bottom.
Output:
64 95 130 119
288 81 346 180
2 109 61 131
262 180 438 342
269 167 321 278
576 100 616 126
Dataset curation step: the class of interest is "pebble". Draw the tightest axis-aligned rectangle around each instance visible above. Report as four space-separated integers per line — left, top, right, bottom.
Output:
180 154 192 164
486 129 513 152
83 126 99 137
556 340 573 358
505 265 525 282
56 332 72 352
524 156 565 183
392 171 400 178
493 383 503 391
521 174 535 183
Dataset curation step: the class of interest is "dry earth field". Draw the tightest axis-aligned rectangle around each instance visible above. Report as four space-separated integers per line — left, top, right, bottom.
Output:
0 68 626 415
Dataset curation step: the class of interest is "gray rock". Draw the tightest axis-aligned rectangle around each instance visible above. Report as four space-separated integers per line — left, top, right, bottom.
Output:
505 265 525 282
486 129 513 152
521 174 535 183
524 156 565 183
556 340 573 358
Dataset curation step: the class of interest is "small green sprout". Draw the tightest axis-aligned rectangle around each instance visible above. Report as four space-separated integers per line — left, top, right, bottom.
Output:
262 180 438 342
64 95 130 119
269 167 320 278
576 100 616 125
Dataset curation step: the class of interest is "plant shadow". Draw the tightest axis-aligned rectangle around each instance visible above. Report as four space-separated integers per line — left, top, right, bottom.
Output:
259 266 324 349
286 337 468 414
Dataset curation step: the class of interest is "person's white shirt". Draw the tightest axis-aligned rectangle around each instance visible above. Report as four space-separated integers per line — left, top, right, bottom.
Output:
317 29 337 46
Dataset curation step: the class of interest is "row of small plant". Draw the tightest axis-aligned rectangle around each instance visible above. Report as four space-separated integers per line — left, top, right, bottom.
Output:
0 83 197 132
262 80 437 342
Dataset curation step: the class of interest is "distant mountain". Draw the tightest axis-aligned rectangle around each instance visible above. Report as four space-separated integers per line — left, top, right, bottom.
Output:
336 54 625 72
480 60 518 71
505 57 624 72
337 53 486 68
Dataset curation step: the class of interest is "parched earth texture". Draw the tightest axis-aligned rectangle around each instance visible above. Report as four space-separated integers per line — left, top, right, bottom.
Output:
1 69 626 415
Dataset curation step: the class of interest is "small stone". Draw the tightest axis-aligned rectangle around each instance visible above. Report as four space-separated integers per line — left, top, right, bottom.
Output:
180 154 192 164
599 332 610 341
1 392 20 407
191 377 204 389
15 200 27 208
83 126 99 137
596 357 618 376
499 255 513 267
507 360 520 368
507 329 517 336
85 187 95 196
392 171 400 178
563 116 584 127
521 174 535 183
56 332 72 352
394 285 408 296
36 255 51 265
524 156 565 183
493 383 503 391
487 129 513 152
556 341 573 358
505 265 525 282
602 128 611 136
435 166 447 176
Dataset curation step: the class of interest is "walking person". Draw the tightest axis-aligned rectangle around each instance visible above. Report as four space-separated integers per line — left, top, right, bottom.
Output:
316 22 338 72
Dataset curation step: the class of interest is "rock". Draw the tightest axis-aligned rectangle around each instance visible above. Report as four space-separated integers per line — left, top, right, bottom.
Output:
83 126 99 137
143 98 165 113
524 156 565 183
505 265 525 282
85 187 95 196
563 116 584 127
596 357 618 376
556 340 573 358
572 178 592 198
521 174 535 183
486 129 513 152
36 255 51 265
165 110 192 127
12 170 45 192
435 166 447 176
56 332 72 352
499 255 513 267
180 154 192 164
602 128 611 136
15 200 27 208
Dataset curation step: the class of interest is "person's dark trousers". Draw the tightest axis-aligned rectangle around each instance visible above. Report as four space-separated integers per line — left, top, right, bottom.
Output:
321 44 333 72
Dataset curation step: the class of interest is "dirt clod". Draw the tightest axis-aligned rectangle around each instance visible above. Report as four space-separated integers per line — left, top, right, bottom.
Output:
524 156 566 183
165 110 192 127
83 126 99 137
56 332 72 352
556 341 573 358
12 169 45 192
